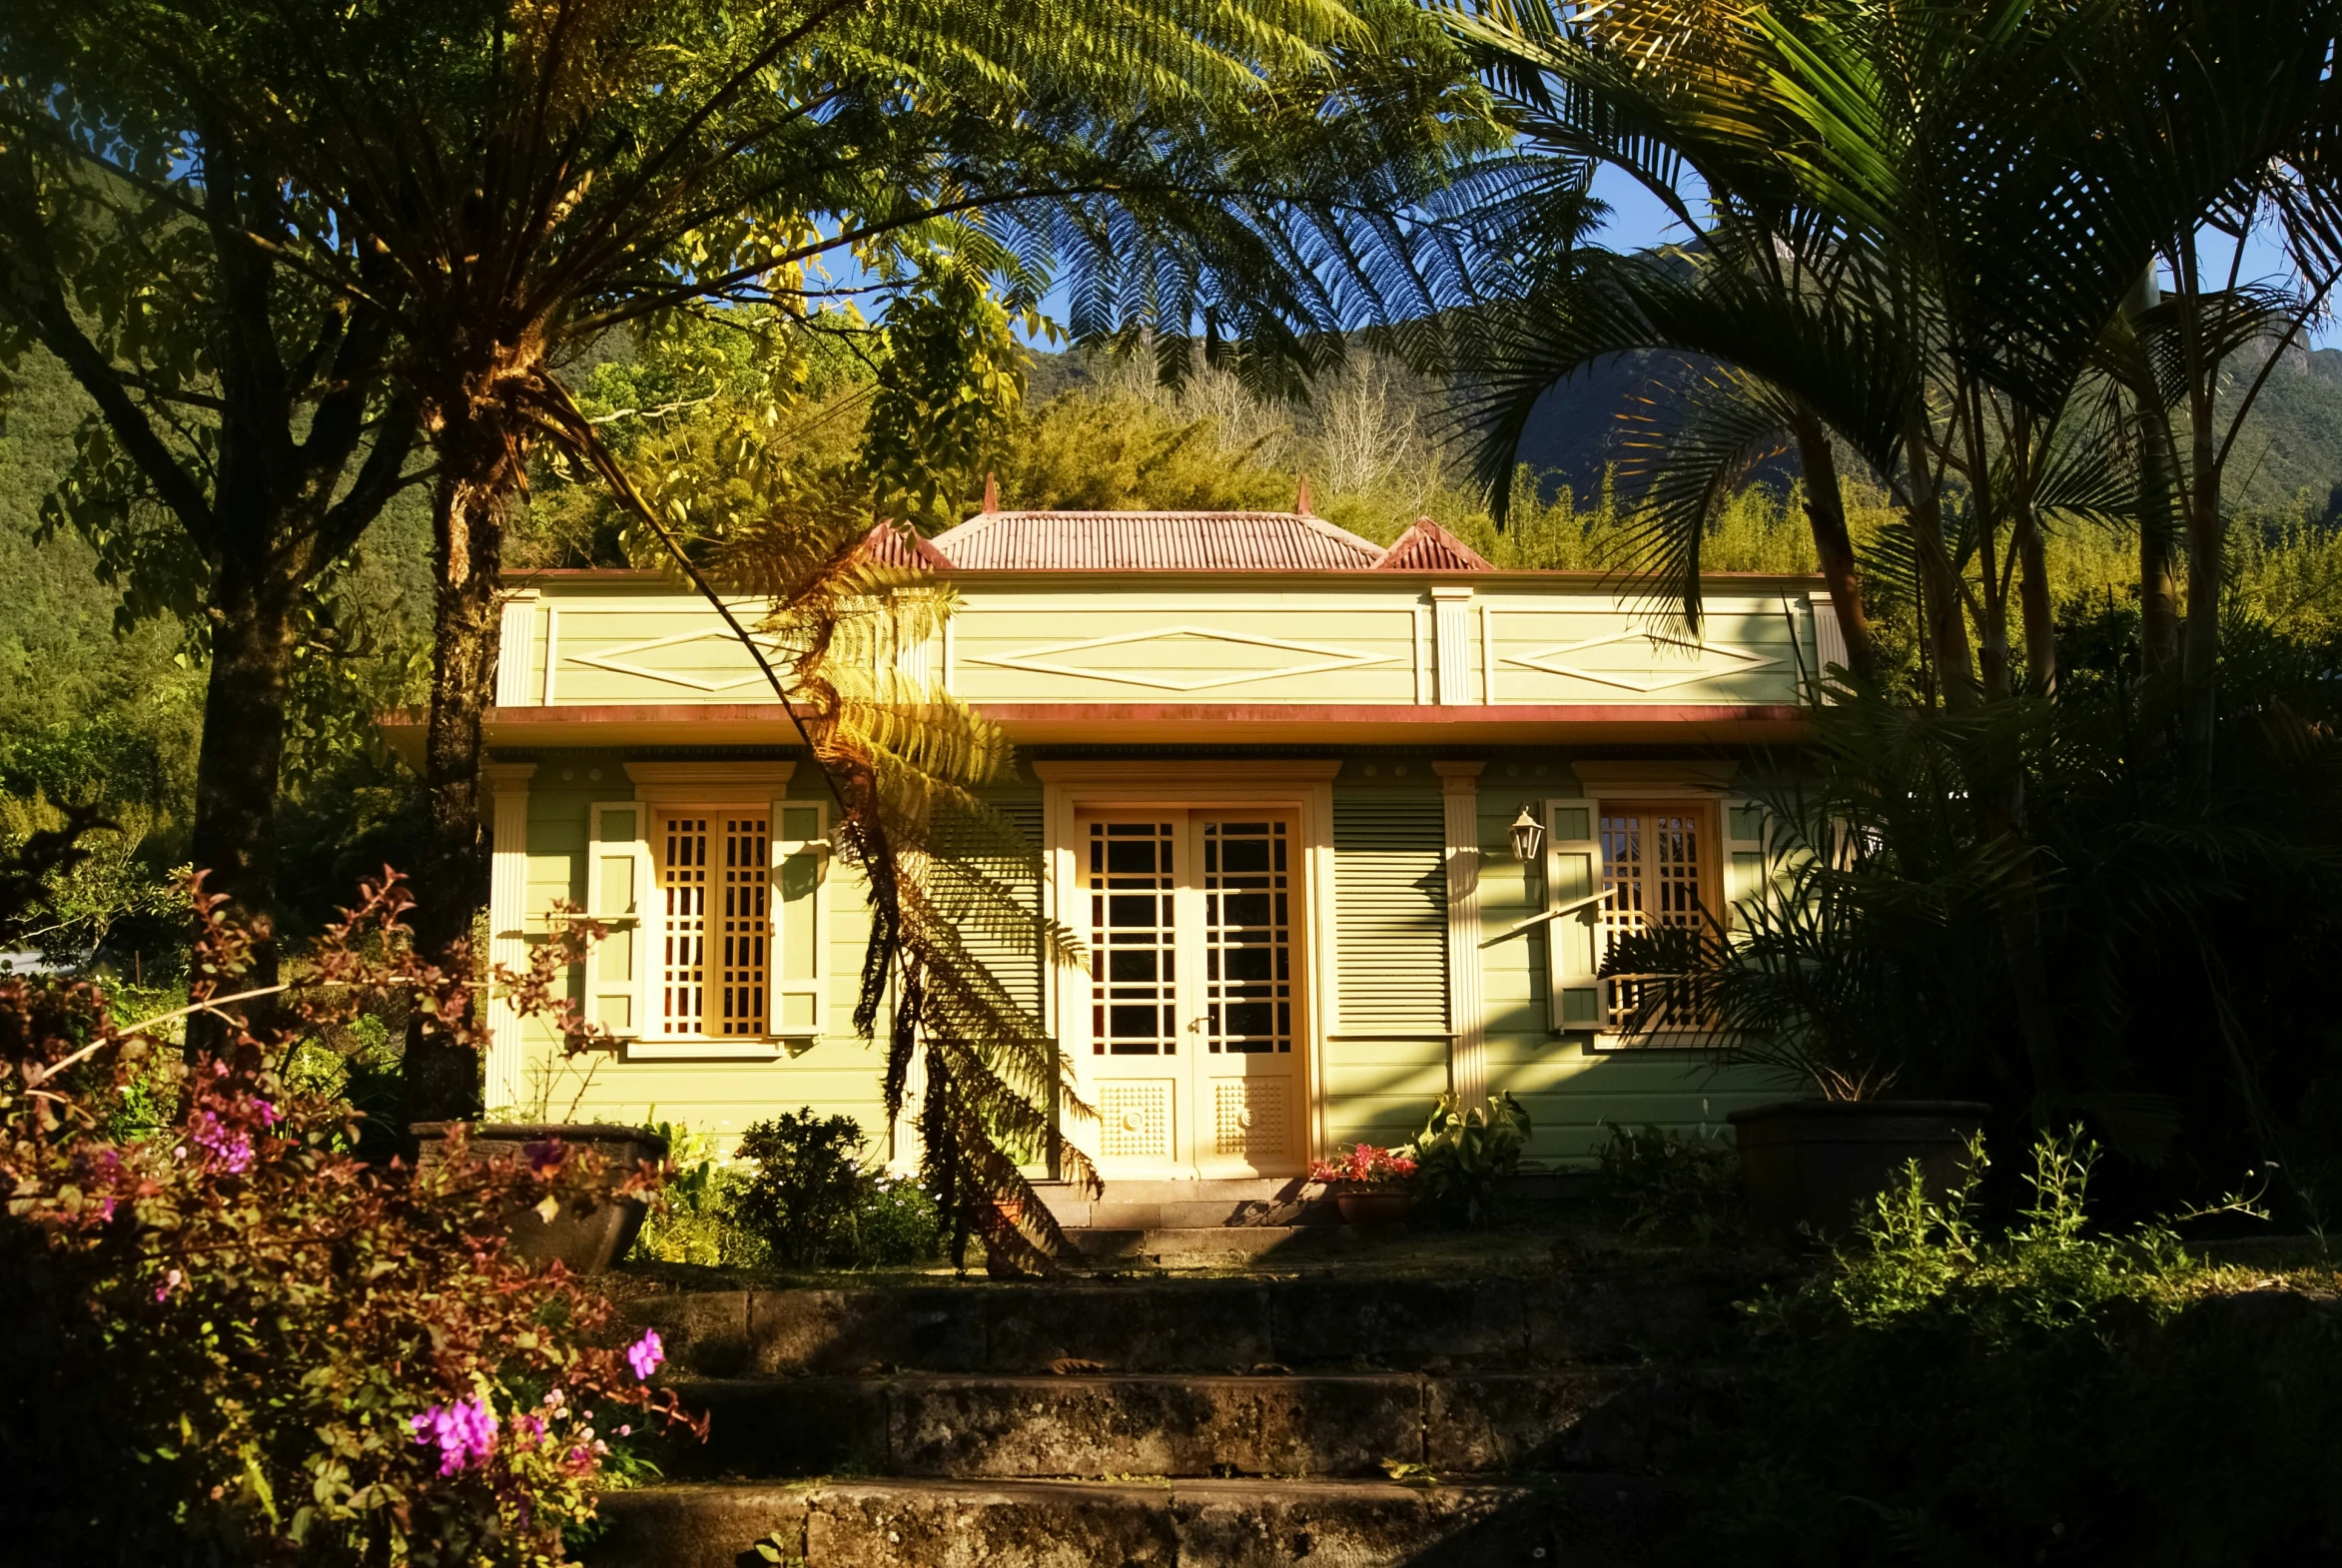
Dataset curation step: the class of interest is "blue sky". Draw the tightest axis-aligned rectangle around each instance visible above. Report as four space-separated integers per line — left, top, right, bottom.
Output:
1587 166 2338 349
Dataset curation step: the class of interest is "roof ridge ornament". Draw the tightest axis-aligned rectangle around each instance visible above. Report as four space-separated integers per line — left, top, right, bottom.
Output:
982 471 999 513
1294 473 1313 515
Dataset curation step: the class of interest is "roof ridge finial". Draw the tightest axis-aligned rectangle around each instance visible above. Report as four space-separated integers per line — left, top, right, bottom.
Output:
1294 473 1313 515
982 472 999 513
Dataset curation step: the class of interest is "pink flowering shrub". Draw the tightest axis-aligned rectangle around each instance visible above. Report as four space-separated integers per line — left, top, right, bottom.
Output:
1308 1143 1419 1189
0 873 700 1563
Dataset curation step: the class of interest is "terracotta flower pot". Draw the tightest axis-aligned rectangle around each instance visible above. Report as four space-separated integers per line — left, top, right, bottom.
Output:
413 1122 667 1273
1728 1100 1988 1243
1334 1190 1414 1227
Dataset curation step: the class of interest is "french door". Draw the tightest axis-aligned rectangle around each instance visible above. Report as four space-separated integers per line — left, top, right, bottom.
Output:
1078 812 1305 1177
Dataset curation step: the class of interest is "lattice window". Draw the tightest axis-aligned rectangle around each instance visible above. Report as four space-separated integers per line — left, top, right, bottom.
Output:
1203 820 1292 1054
1090 821 1178 1055
658 813 769 1037
1598 802 1713 1032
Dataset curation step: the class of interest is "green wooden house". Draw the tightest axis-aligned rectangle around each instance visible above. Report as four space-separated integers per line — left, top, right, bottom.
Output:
441 503 1835 1179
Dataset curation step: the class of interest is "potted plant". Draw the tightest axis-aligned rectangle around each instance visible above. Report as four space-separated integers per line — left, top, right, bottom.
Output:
1411 1091 1533 1227
1602 800 1985 1242
408 908 672 1272
1309 1143 1419 1227
412 1121 668 1272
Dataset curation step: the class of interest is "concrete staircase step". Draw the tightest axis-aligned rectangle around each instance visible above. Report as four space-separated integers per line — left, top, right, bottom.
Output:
669 1369 1668 1480
1065 1225 1347 1262
587 1475 1664 1568
629 1275 1735 1380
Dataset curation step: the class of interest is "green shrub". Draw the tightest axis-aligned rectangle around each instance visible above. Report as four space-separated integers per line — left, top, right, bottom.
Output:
631 1121 766 1267
852 1172 944 1265
1595 1121 1743 1242
727 1112 942 1268
1406 1091 1531 1226
1666 1132 2342 1565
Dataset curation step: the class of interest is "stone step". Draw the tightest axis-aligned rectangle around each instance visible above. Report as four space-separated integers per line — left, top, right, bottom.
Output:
1065 1225 1349 1262
628 1274 1733 1379
586 1475 1663 1568
665 1368 1681 1480
1030 1173 1597 1231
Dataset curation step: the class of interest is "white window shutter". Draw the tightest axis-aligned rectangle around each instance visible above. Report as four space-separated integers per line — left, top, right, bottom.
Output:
1721 797 1771 928
1544 798 1605 1032
586 802 651 1038
770 801 829 1037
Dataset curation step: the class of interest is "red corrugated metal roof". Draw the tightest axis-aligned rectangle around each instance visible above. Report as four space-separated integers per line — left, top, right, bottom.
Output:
1376 517 1492 572
857 520 955 570
928 509 1387 571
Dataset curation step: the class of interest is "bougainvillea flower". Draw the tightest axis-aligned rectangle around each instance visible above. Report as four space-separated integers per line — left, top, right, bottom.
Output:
186 1110 256 1176
625 1328 665 1380
410 1396 497 1476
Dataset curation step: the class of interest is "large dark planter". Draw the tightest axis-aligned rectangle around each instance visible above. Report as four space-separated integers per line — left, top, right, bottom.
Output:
1334 1190 1415 1228
412 1122 668 1273
1728 1100 1988 1242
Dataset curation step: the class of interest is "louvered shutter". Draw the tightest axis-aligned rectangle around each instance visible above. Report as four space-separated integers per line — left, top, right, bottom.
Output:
959 798 1048 1027
586 803 651 1038
770 801 828 1037
1333 792 1448 1034
1722 797 1770 927
1544 798 1604 1031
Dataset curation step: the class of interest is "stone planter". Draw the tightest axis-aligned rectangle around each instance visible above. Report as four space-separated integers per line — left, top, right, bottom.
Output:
412 1122 668 1273
1333 1190 1415 1227
1728 1100 1988 1242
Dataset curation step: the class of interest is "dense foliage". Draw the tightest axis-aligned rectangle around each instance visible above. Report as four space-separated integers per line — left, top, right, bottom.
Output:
0 870 696 1563
723 1110 944 1269
1669 1135 2342 1565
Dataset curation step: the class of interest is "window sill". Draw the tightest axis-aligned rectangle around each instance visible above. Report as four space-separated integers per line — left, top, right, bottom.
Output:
621 1034 818 1062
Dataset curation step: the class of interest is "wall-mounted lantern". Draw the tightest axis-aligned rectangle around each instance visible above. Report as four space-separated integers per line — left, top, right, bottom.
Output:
1509 803 1546 866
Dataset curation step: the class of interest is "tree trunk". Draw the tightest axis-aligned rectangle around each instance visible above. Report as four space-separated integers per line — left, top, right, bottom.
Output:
1792 415 1877 682
184 550 298 1052
2180 412 2222 783
2014 500 2056 696
2137 398 2181 675
1901 425 1980 706
400 406 521 1129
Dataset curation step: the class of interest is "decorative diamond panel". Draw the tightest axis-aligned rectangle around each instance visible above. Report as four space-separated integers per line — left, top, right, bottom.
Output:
966 625 1389 693
1501 632 1778 694
1099 1082 1173 1162
1213 1080 1288 1160
565 628 792 694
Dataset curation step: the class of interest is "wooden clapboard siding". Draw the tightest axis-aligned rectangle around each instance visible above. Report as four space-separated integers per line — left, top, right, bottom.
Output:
507 769 892 1155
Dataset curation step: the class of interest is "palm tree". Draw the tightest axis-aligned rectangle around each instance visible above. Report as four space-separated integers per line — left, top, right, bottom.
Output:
1447 0 2342 720
124 0 1499 1129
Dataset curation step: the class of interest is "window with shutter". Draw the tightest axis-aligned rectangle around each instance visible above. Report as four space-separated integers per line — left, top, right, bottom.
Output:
1596 801 1719 1034
1331 793 1447 1035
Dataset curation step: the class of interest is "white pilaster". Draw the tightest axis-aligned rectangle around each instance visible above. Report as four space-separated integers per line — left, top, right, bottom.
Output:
1809 591 1847 697
1431 586 1474 705
483 762 536 1113
1434 760 1488 1110
494 592 539 708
